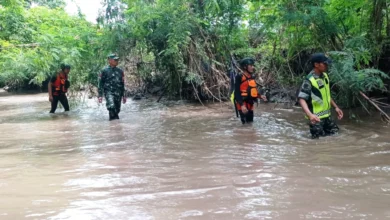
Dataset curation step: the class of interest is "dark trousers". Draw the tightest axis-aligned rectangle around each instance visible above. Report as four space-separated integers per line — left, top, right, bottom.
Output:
239 110 254 124
105 93 122 114
309 117 339 138
105 93 122 120
50 94 69 113
236 100 255 124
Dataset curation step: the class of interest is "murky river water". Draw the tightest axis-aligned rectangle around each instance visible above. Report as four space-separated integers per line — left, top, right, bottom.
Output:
0 93 390 220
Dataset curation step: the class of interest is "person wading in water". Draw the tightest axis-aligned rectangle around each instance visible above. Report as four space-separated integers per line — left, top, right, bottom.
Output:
48 64 71 113
232 58 267 124
98 54 127 121
297 53 343 138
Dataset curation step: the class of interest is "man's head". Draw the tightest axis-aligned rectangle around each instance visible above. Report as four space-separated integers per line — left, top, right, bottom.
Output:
311 53 331 73
107 53 119 67
240 57 255 74
60 64 71 74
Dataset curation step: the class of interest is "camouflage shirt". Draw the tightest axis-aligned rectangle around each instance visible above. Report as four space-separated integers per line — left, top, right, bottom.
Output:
98 66 125 97
297 70 325 101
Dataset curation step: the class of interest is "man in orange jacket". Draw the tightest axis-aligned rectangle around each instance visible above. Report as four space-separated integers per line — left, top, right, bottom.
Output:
234 58 267 124
48 64 71 113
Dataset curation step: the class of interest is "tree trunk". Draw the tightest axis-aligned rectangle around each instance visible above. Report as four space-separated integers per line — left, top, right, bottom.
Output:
371 0 386 43
386 1 390 37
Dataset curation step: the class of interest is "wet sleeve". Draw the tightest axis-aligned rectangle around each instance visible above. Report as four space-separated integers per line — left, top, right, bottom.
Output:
297 79 311 101
98 70 105 97
120 69 125 97
234 74 243 106
65 80 70 89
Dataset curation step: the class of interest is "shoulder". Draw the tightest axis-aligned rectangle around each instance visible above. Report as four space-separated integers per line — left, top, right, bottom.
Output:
50 73 58 82
298 79 312 99
102 66 111 72
301 79 311 87
300 79 312 93
117 68 124 76
306 72 314 80
100 67 110 75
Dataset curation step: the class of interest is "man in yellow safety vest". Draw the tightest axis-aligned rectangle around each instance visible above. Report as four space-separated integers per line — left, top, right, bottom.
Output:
298 53 344 138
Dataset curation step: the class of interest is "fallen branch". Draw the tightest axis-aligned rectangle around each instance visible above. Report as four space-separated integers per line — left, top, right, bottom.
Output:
359 91 390 123
371 97 388 101
371 99 390 108
356 97 371 115
203 86 231 107
191 82 205 106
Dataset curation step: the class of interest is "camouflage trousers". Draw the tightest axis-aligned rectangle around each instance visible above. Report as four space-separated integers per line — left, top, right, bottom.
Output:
309 117 339 139
105 93 122 114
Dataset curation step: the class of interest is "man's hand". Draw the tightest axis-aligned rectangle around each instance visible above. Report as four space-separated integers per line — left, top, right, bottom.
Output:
49 96 53 102
98 97 103 103
260 95 267 102
241 105 248 114
335 107 344 120
123 97 127 104
309 114 321 124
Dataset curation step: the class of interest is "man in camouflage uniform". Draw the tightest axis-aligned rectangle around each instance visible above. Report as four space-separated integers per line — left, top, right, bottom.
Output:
298 53 344 138
98 54 127 120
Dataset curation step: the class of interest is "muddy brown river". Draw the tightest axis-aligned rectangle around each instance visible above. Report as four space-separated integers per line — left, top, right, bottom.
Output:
0 93 390 220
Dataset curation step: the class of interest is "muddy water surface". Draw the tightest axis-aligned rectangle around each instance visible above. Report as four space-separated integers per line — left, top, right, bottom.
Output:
0 93 390 220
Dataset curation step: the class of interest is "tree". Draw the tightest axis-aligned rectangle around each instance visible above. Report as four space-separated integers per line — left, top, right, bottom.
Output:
0 4 101 89
1 0 389 109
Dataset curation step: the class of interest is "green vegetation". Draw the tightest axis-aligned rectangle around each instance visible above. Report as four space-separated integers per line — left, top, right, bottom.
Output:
1 0 390 109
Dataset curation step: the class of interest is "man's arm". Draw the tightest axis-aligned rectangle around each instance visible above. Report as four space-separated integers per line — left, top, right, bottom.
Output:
98 70 105 98
65 78 70 89
299 98 313 118
331 99 339 109
121 70 126 103
331 99 344 119
48 75 55 102
298 79 320 123
299 98 320 123
120 70 125 97
257 88 267 101
48 82 53 102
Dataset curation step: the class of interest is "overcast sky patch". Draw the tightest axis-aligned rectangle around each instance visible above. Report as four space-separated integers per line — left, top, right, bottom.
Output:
65 0 102 23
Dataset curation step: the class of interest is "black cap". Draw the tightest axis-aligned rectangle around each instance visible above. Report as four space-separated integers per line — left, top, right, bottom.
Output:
60 64 71 70
107 53 120 60
311 53 332 64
